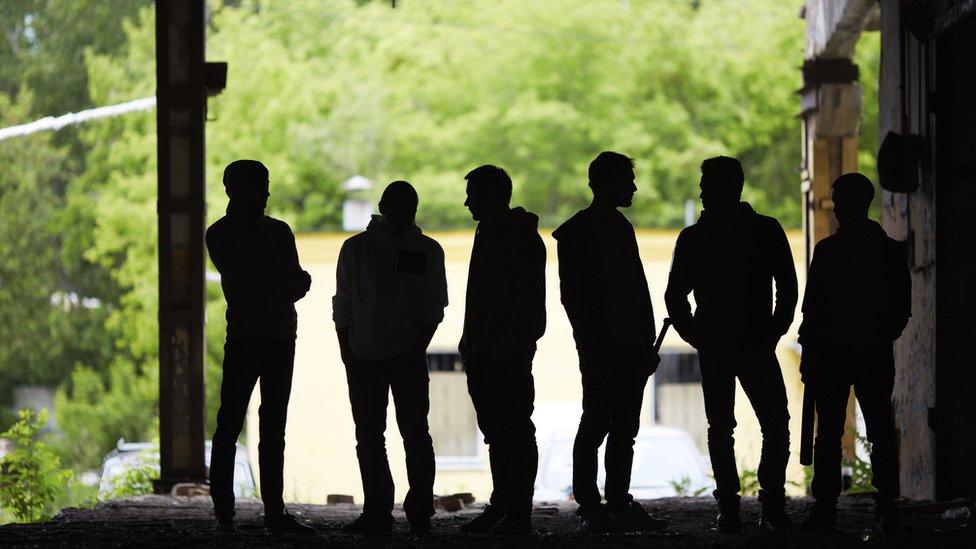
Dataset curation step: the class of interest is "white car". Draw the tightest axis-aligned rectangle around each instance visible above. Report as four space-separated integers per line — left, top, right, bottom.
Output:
534 426 713 502
98 439 256 498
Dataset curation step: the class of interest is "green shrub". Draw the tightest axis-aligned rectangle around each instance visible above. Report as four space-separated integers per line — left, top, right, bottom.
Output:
99 450 158 501
0 409 74 523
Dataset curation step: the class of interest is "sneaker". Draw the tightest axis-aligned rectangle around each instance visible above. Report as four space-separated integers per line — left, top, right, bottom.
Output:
409 517 433 535
801 503 837 532
342 513 393 534
715 499 741 534
488 513 532 535
576 503 615 534
758 504 793 533
460 504 504 534
264 512 318 535
610 501 668 532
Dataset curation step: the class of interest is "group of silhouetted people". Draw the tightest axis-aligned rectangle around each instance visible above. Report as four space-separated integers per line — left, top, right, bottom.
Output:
205 154 910 537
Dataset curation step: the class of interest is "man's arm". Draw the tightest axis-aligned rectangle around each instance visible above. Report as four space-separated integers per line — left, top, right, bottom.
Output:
665 230 697 346
885 239 912 341
769 220 799 338
333 241 355 363
512 230 547 341
276 228 311 303
557 236 587 338
416 242 448 352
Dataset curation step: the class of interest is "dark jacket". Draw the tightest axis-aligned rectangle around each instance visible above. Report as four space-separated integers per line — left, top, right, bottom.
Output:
665 202 797 348
553 207 655 346
799 219 911 353
206 206 310 340
462 207 546 352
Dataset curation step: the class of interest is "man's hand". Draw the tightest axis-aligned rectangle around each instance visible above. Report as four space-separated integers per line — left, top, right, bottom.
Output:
336 327 354 365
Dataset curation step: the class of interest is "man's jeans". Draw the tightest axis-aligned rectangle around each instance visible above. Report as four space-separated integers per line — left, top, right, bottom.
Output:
697 343 790 507
464 344 538 516
572 343 649 512
811 348 899 505
211 338 295 520
345 351 436 521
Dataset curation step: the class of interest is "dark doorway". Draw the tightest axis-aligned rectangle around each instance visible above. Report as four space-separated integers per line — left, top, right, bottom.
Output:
934 15 976 500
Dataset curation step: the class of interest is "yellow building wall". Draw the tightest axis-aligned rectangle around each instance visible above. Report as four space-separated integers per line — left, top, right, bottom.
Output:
245 229 808 504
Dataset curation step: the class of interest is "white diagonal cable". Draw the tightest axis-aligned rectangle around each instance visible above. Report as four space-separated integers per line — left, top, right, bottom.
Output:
0 96 156 142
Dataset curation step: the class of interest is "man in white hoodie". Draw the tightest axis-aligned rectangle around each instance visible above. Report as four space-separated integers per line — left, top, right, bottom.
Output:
333 180 448 535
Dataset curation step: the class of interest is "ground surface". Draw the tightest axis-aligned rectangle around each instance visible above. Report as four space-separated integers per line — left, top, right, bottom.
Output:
2 494 975 547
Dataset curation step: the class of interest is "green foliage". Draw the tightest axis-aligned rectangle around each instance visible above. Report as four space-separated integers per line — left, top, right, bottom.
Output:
845 432 877 495
0 409 73 523
668 474 709 497
53 363 157 471
738 467 760 497
99 451 158 501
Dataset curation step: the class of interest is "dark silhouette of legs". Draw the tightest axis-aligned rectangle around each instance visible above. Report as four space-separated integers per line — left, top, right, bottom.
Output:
573 344 649 511
210 339 294 521
465 349 538 516
345 353 435 522
698 346 789 507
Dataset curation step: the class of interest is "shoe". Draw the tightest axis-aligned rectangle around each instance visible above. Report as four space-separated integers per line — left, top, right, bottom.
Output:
758 504 792 533
610 501 668 532
488 513 532 535
875 500 901 533
342 513 393 534
576 503 615 534
715 499 741 534
801 503 837 532
460 504 504 534
264 512 318 535
409 517 433 535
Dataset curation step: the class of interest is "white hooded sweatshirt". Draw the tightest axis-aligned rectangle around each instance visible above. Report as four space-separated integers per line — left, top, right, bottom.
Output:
332 216 448 360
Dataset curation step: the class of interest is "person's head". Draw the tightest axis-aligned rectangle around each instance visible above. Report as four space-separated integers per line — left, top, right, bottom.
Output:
223 159 270 218
588 151 636 208
378 180 419 234
699 156 744 214
831 172 874 227
464 164 512 222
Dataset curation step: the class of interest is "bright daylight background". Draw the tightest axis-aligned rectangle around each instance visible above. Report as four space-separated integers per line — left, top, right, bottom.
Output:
0 0 881 522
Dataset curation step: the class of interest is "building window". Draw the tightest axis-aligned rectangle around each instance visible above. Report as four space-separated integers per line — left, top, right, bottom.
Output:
652 350 707 453
427 352 483 468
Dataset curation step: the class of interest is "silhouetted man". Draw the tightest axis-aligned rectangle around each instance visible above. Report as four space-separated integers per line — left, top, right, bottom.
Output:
553 151 667 534
458 165 545 535
665 156 797 533
799 173 910 532
207 159 315 535
333 181 447 535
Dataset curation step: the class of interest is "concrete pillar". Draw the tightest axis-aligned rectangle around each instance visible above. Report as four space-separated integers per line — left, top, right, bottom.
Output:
154 0 208 491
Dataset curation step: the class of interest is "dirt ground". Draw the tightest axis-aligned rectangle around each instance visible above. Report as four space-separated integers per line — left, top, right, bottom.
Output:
2 494 975 548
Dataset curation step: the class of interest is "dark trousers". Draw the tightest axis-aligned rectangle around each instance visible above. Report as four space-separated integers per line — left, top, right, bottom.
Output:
464 345 538 515
698 344 790 507
811 349 899 505
211 338 295 519
345 351 435 521
573 344 649 512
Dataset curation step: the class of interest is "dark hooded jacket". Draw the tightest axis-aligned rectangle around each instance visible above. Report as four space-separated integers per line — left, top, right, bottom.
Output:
665 202 797 348
206 202 311 340
552 206 655 346
799 219 911 353
462 207 546 352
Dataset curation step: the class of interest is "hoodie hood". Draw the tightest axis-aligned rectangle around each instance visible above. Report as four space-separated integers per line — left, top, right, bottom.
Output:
365 214 421 245
507 206 539 230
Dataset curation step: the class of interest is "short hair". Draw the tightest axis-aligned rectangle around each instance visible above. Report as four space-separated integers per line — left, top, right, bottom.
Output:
831 172 875 210
464 165 512 203
588 151 634 187
700 156 744 197
380 180 419 209
222 159 268 195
